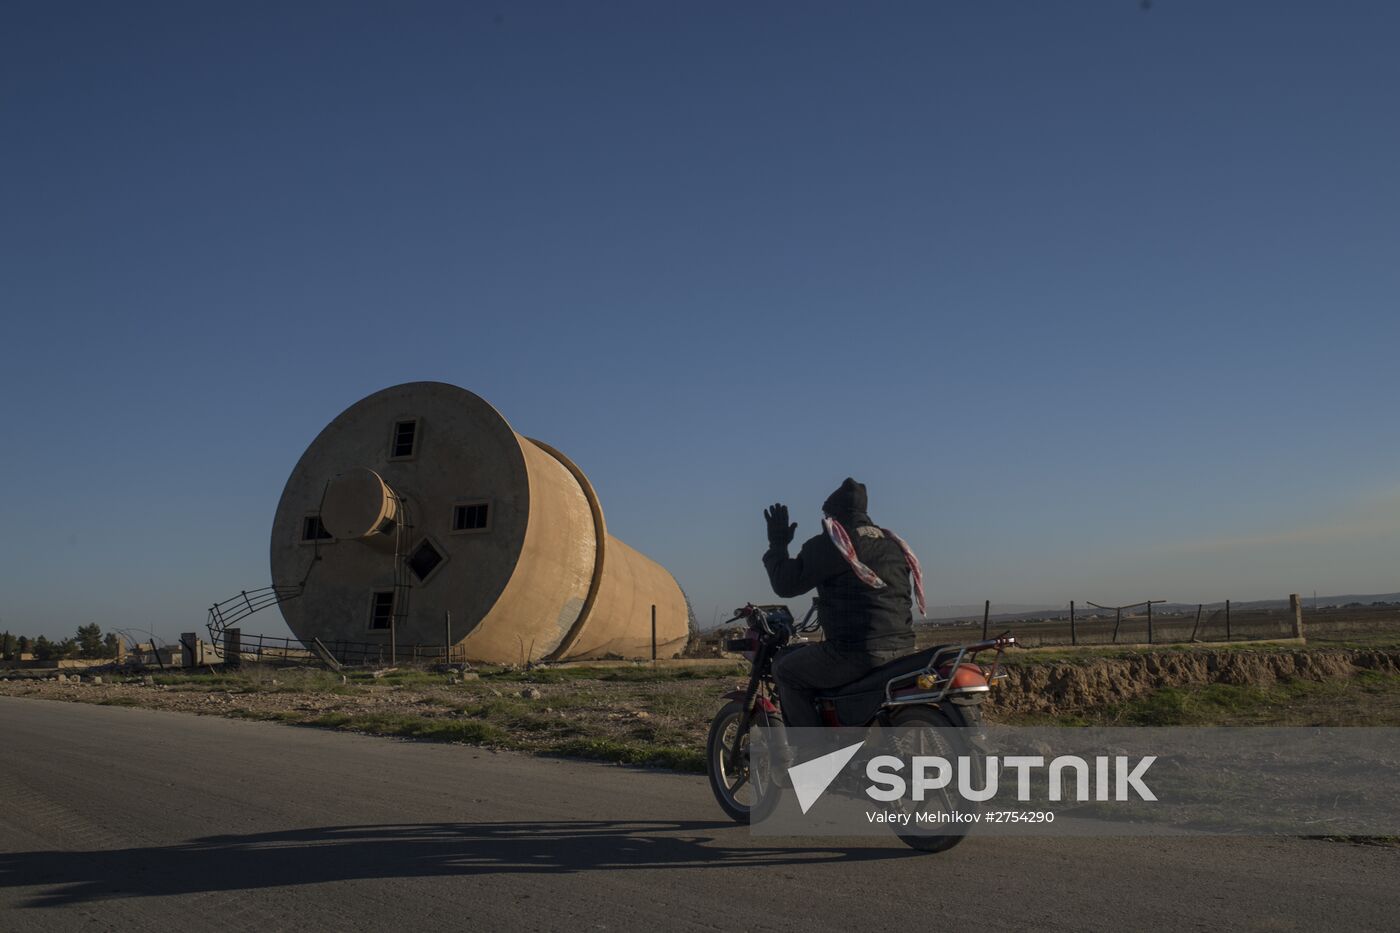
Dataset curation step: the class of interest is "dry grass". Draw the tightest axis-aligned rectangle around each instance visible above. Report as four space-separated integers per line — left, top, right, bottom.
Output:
6 649 1400 770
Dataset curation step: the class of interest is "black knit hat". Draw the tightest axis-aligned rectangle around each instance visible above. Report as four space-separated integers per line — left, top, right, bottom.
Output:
822 477 868 518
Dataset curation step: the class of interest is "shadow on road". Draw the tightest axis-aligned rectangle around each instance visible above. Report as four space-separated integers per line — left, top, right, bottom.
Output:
0 820 915 907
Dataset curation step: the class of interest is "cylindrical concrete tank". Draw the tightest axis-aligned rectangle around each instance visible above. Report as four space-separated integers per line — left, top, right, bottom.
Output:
270 382 688 663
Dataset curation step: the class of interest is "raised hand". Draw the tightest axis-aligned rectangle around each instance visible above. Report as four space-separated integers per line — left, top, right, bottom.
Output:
764 502 797 547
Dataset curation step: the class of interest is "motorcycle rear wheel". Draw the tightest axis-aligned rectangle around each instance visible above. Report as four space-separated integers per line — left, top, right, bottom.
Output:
886 705 977 853
706 700 782 824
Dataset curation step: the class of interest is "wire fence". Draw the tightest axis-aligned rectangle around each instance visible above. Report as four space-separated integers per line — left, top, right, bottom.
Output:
914 596 1344 650
202 629 475 669
204 599 1400 668
203 584 478 669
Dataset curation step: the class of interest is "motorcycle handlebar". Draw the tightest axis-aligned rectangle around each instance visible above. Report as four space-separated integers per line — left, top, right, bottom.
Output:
730 604 791 637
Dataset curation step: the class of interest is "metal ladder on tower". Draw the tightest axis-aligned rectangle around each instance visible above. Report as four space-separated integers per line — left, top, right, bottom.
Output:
389 496 414 664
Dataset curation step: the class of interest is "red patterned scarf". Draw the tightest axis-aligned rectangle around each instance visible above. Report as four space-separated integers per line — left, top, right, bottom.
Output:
822 517 926 618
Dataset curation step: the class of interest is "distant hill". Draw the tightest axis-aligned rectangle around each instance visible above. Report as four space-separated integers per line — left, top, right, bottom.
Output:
922 592 1400 625
1305 592 1400 607
926 603 1069 619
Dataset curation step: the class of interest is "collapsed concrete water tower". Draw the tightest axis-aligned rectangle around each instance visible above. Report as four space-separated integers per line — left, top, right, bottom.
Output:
270 382 688 663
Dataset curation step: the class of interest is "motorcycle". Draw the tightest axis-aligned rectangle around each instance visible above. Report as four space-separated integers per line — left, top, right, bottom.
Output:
705 602 1014 852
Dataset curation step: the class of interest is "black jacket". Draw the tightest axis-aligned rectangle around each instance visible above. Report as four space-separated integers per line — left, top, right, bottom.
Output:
763 513 915 655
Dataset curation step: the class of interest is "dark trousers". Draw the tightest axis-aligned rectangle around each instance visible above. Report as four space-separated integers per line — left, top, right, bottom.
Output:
773 642 889 729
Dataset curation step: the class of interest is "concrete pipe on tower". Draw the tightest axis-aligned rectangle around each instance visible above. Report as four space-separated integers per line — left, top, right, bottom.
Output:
269 382 689 664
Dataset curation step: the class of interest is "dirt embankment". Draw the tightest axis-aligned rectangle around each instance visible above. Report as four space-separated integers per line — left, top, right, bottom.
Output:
992 649 1400 716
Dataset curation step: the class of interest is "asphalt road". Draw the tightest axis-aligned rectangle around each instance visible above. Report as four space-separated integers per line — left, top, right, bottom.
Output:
1 696 1396 932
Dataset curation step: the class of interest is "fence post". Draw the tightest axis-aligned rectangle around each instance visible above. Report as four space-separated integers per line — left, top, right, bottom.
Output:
1146 602 1153 645
1190 604 1202 641
1112 608 1122 644
1289 593 1305 639
1070 600 1076 646
1225 599 1231 641
651 604 657 661
982 600 990 640
225 628 241 668
445 611 452 662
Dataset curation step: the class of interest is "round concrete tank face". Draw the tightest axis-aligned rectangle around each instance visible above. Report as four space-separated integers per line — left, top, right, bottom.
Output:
270 382 689 663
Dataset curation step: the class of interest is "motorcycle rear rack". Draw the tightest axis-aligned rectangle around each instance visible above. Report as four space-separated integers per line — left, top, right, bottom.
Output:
882 636 1014 707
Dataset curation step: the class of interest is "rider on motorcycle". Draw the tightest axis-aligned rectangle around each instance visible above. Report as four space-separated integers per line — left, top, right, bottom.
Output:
762 478 926 736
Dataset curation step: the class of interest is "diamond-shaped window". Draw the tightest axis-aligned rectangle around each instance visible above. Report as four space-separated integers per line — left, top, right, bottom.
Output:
407 539 445 582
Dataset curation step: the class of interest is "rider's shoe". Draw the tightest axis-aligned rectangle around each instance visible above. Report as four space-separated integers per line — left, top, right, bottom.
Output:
760 715 796 789
769 743 796 789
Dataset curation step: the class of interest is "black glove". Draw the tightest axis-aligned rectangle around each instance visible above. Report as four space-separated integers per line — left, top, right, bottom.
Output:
764 502 797 548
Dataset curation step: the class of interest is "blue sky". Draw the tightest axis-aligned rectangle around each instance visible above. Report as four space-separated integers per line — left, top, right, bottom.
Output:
2 1 1396 640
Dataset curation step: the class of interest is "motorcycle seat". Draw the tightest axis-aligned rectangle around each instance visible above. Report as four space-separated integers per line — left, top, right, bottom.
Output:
819 646 953 699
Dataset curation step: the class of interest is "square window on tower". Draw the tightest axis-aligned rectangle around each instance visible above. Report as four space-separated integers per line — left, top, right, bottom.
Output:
389 419 418 459
452 502 490 532
368 591 394 630
301 515 332 542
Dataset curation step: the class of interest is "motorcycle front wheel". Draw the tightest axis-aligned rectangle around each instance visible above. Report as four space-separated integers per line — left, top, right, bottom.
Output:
706 700 783 824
